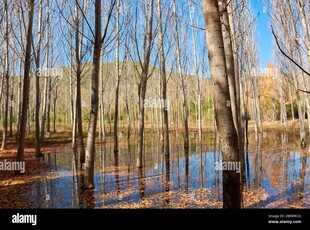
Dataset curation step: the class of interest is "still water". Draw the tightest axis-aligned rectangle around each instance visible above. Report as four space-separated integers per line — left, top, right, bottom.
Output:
27 132 310 208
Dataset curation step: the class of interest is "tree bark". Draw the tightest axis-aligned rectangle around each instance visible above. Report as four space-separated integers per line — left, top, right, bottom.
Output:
74 2 85 166
35 0 43 156
202 0 241 208
136 0 154 168
173 0 189 150
113 0 120 153
157 0 170 161
9 72 14 137
219 0 239 137
41 5 50 143
1 0 9 150
17 0 35 162
83 0 102 188
188 0 202 145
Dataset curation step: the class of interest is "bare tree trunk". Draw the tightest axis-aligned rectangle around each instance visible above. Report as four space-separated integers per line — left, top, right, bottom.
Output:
176 85 179 136
188 0 202 145
124 63 131 140
83 0 103 188
41 5 50 143
35 0 43 156
0 71 4 103
245 76 249 148
9 72 14 137
294 80 306 148
228 1 242 147
74 2 85 166
41 76 48 141
107 103 111 134
157 0 170 161
136 0 154 168
125 98 130 140
69 31 77 147
70 65 74 127
278 76 288 128
173 0 189 150
15 11 25 141
202 0 241 208
100 67 106 139
1 0 9 150
219 0 239 137
53 82 58 133
289 85 295 132
113 0 120 153
254 80 262 135
17 0 35 162
47 77 51 134
70 41 77 148
27 105 31 135
72 86 77 148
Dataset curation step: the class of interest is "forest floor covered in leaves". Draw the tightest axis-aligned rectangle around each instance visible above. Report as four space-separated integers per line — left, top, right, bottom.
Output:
0 144 57 208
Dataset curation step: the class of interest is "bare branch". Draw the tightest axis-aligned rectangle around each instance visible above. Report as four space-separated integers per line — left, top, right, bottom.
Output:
271 25 310 77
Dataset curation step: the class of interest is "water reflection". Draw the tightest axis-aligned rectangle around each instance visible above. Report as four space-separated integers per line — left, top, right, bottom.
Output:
27 132 310 208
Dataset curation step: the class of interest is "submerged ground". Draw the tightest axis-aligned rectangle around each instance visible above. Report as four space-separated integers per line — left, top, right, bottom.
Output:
0 129 309 209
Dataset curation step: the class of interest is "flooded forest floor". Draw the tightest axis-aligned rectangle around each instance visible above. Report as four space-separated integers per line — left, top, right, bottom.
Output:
1 121 310 208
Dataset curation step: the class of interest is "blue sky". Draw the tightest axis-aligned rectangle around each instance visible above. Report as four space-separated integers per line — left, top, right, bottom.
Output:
252 0 274 68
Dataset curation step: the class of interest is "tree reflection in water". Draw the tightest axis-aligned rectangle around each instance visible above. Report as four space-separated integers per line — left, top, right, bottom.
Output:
27 133 309 208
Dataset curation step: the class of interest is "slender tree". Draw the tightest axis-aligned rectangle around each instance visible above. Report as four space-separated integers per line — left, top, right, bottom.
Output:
157 0 170 161
74 0 86 165
173 0 189 150
34 0 43 156
84 0 116 188
202 0 241 208
17 0 35 162
1 0 9 150
136 0 155 168
113 0 120 153
83 0 102 189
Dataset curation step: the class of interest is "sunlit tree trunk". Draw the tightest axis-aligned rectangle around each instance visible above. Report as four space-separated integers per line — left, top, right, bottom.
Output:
202 0 241 208
17 0 35 162
188 0 202 145
173 0 189 150
41 4 50 143
219 0 238 137
1 0 9 150
9 66 14 137
74 1 85 165
114 0 120 153
157 0 170 161
84 0 102 188
34 0 43 156
136 0 154 168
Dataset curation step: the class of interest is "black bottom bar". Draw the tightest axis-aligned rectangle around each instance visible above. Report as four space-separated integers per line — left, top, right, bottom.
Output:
1 209 310 228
